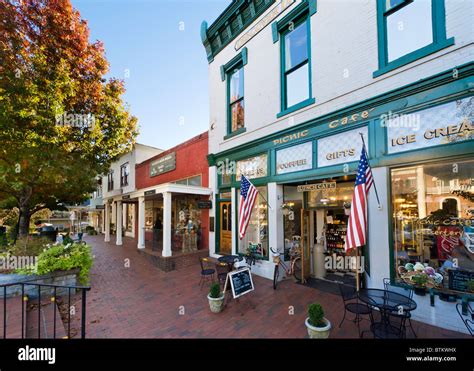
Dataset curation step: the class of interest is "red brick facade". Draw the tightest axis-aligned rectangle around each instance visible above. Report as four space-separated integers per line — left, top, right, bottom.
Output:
136 131 209 189
136 131 209 251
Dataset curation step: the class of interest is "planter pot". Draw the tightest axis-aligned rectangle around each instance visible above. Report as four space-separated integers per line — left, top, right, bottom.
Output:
207 294 225 313
413 287 426 296
305 317 331 339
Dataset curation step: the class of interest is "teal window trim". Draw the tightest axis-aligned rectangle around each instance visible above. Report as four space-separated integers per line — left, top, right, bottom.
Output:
374 0 454 78
273 1 316 118
222 47 248 139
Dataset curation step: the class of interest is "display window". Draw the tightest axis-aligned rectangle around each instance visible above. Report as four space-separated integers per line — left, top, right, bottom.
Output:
391 159 474 293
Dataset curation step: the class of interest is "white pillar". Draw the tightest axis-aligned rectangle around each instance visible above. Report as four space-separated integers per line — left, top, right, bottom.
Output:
209 166 217 256
231 187 237 255
104 203 110 242
162 192 172 257
137 196 145 249
116 200 123 246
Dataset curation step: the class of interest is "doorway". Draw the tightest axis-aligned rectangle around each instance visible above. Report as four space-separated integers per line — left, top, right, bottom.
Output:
219 201 232 255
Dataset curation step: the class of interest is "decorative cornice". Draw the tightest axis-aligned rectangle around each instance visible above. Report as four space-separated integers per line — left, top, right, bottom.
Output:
201 0 276 63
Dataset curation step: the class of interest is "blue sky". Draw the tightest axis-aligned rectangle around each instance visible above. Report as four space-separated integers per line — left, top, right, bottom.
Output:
71 0 231 150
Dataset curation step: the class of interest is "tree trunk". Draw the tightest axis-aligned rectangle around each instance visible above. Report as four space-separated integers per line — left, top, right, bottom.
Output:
18 205 31 238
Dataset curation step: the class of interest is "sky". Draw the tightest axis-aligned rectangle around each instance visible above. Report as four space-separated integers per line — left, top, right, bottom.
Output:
71 0 231 150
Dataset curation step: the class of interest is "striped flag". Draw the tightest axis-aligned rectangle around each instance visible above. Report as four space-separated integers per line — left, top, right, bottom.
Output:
239 175 259 240
345 145 374 250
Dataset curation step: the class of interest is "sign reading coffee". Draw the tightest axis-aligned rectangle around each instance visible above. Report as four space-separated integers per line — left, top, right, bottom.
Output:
317 127 368 167
386 97 473 154
150 152 176 177
276 141 313 175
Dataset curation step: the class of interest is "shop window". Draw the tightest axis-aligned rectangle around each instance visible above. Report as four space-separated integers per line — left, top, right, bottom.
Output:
125 204 133 232
174 175 202 187
283 186 303 261
374 0 454 77
391 159 474 293
238 186 268 259
173 195 203 252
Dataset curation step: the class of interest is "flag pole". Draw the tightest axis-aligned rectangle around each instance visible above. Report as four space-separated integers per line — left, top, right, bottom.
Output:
359 133 381 208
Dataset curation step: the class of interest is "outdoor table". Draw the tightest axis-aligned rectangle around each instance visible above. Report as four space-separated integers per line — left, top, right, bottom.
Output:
217 255 243 271
358 288 417 339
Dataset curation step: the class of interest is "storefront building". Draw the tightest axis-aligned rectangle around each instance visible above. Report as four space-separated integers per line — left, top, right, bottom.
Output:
102 143 163 245
134 132 212 269
202 0 473 332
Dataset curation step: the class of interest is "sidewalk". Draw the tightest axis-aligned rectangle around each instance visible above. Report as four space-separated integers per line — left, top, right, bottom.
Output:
83 235 468 338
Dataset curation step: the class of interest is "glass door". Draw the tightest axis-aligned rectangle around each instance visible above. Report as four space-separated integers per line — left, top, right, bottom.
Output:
219 202 232 255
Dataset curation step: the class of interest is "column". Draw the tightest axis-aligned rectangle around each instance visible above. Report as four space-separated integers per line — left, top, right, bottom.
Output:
104 202 110 242
116 200 123 246
162 192 172 257
137 196 145 249
231 187 237 255
268 182 283 254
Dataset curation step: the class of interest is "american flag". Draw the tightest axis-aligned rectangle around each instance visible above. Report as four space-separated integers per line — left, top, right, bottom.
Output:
345 145 374 250
239 175 259 240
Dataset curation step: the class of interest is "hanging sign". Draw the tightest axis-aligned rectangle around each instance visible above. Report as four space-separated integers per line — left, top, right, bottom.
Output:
223 267 255 299
297 182 336 192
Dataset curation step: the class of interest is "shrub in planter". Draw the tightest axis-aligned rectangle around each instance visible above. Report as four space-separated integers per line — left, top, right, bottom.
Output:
35 243 94 285
207 282 224 313
305 303 331 339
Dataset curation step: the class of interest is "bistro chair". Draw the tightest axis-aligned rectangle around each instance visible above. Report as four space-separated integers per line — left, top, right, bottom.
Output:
337 284 372 337
199 257 215 288
455 303 474 336
366 305 407 339
215 262 228 288
383 278 417 338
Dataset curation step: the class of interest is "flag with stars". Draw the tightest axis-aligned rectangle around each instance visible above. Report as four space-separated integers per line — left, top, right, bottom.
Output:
345 145 374 250
239 175 259 240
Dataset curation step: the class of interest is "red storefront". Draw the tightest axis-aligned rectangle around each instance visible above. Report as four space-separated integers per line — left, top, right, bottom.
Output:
134 132 211 267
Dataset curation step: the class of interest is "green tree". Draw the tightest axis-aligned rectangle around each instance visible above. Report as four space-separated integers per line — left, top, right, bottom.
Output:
0 0 138 236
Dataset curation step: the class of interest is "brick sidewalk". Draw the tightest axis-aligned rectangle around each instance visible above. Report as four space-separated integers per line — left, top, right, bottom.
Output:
83 235 467 338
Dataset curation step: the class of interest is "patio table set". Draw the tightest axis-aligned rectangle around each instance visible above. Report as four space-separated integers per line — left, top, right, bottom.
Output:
339 281 418 339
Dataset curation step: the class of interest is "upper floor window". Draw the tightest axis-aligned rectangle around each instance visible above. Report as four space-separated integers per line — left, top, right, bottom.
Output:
107 171 114 191
374 0 454 77
120 163 130 187
273 0 316 118
174 175 202 187
228 65 245 134
221 47 248 139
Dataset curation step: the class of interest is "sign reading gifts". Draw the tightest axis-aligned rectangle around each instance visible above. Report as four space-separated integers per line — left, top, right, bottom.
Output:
317 127 368 167
386 97 473 154
276 141 313 175
236 154 268 181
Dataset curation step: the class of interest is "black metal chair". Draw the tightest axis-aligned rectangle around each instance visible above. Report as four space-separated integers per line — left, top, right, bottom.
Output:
456 302 474 336
199 257 215 288
338 284 372 337
367 307 407 339
383 278 417 338
215 262 228 288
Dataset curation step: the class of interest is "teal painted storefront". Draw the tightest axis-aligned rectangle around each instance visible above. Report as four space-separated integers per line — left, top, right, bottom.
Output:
209 62 474 279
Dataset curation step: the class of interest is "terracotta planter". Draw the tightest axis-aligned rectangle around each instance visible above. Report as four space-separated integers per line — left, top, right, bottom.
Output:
305 317 331 339
207 294 225 313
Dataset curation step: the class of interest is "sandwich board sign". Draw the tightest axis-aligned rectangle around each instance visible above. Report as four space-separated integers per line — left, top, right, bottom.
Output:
223 267 254 299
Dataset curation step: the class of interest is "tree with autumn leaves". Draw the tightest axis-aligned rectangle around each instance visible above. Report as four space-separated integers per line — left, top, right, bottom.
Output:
0 0 138 237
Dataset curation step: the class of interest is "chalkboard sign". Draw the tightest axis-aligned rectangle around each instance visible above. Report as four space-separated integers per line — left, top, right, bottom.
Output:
448 269 474 292
228 268 254 299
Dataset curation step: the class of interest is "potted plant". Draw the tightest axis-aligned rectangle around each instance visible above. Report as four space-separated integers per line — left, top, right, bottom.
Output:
411 273 428 296
305 303 331 339
207 282 224 313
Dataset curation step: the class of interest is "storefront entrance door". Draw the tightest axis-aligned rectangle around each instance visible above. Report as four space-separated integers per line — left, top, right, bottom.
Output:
300 209 311 283
219 202 232 255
